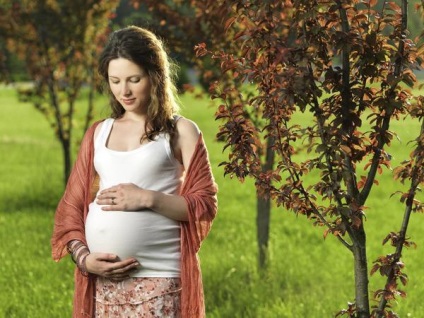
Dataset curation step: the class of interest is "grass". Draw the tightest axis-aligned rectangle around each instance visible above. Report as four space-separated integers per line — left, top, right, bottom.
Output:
0 85 424 317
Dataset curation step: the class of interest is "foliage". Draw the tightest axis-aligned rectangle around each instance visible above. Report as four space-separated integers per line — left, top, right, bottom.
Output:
198 1 424 317
0 0 119 183
130 0 424 316
124 0 234 91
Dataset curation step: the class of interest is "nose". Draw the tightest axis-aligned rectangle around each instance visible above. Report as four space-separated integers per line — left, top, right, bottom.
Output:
121 82 131 96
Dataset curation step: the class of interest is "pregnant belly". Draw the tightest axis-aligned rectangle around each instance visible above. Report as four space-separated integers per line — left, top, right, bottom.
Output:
85 203 181 261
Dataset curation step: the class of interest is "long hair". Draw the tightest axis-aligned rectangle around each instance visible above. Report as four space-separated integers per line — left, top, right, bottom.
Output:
98 26 180 141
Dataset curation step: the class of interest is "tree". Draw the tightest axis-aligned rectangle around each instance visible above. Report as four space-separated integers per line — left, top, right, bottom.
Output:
133 0 424 316
194 0 424 317
0 0 119 184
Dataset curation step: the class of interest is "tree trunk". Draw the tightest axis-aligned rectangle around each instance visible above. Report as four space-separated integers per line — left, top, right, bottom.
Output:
84 56 95 132
256 137 275 269
256 195 271 269
62 137 71 186
352 226 370 317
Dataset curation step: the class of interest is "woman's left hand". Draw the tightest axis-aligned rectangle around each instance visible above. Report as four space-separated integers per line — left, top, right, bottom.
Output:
97 183 151 211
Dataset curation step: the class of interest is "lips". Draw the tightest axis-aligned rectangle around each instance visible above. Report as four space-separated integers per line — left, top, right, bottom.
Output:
121 98 136 105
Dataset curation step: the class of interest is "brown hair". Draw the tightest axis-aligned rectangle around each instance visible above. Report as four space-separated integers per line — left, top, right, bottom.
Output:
98 26 180 141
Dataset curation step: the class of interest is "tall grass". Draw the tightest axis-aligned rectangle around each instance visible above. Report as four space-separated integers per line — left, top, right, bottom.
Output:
0 85 423 317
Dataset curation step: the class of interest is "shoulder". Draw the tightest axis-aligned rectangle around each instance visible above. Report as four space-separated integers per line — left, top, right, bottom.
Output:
92 118 108 141
175 117 200 140
173 117 201 168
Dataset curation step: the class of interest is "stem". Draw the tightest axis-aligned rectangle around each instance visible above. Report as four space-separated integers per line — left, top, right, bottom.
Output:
359 0 408 206
336 1 370 316
376 121 423 317
84 50 96 132
256 138 274 269
352 226 370 318
306 64 353 250
376 198 413 316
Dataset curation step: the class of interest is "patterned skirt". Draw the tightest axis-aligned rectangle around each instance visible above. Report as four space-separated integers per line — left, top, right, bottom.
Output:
95 276 182 318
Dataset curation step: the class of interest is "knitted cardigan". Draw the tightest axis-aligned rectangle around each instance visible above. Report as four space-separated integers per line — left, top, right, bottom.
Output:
51 120 218 317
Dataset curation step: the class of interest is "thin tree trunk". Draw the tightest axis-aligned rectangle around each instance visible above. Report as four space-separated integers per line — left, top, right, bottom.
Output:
256 195 271 269
37 24 70 185
336 1 371 314
376 121 424 317
84 53 95 132
352 226 370 318
375 206 411 317
256 136 275 269
62 138 71 186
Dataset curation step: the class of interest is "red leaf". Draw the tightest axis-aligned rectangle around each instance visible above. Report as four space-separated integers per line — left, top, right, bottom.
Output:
224 16 237 31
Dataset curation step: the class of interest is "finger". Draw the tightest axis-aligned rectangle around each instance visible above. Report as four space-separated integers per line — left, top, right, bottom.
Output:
96 198 115 207
110 260 140 273
99 188 117 196
97 191 116 200
101 205 119 212
115 259 140 269
121 261 141 272
111 274 131 281
107 269 134 279
106 271 128 279
97 197 118 209
111 266 139 279
106 264 121 274
96 252 118 259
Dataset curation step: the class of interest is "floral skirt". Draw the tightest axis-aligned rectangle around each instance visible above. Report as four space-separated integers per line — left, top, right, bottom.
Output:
95 276 182 318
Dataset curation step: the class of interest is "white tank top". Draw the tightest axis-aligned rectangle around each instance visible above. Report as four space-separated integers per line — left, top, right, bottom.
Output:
85 118 183 277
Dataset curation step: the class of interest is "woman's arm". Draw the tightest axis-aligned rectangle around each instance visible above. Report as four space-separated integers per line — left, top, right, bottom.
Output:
96 118 200 221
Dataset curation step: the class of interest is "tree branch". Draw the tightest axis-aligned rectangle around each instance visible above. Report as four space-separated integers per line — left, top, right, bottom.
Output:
376 120 423 317
36 22 64 143
359 0 407 206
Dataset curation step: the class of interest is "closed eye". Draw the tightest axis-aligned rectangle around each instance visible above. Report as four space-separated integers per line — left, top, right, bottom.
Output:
108 74 145 84
129 77 141 83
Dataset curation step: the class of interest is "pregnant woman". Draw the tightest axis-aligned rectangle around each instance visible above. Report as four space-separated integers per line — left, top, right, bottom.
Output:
51 26 217 318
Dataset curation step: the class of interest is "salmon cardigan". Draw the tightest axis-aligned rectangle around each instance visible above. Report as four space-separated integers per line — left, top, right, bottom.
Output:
51 120 218 317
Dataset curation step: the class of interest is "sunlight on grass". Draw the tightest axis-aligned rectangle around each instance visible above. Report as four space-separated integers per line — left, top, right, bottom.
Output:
1 85 423 317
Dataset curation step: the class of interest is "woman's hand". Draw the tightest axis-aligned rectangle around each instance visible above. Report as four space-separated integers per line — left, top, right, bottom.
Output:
85 253 140 280
97 183 152 211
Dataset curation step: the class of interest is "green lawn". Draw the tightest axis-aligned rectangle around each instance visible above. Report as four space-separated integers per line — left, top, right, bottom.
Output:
0 85 423 317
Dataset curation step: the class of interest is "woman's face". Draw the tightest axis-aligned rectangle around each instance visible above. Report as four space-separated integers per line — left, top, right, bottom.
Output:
108 58 151 115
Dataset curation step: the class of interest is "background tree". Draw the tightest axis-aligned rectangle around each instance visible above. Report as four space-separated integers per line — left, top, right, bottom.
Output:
0 0 119 184
127 0 274 269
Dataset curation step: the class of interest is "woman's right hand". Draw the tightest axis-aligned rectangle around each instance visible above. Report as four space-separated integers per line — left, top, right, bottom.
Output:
85 253 140 280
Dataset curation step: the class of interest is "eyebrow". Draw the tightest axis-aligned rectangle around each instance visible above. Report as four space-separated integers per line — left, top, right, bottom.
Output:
108 74 143 79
